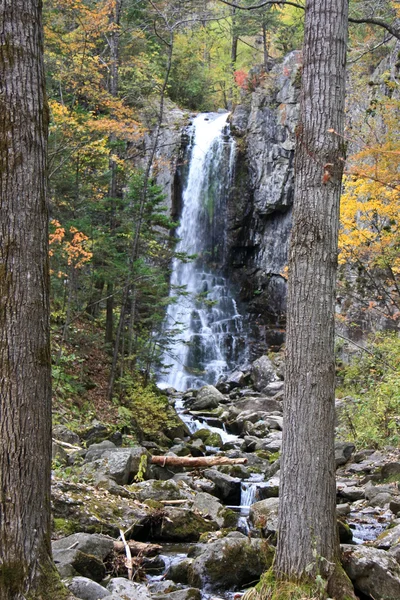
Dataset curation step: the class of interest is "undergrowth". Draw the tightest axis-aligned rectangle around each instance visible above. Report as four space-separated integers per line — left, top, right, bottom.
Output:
336 332 400 448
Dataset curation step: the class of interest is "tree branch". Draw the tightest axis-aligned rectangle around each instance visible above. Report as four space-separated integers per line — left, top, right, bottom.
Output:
217 0 400 41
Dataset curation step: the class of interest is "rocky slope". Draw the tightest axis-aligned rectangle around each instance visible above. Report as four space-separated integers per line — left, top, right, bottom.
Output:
52 354 400 600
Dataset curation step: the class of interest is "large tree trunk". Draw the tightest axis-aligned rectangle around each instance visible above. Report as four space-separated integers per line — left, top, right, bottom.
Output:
0 2 64 598
274 0 354 595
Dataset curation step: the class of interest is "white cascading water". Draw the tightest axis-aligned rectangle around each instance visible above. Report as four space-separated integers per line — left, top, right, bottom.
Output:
159 113 246 391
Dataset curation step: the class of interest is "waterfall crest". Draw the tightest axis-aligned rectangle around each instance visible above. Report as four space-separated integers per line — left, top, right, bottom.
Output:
159 113 246 391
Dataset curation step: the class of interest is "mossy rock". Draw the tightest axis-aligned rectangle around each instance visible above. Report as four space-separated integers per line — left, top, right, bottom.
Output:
53 518 80 537
149 507 216 542
189 534 274 590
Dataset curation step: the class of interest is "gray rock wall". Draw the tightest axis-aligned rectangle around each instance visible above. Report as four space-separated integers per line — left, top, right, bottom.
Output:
227 52 301 352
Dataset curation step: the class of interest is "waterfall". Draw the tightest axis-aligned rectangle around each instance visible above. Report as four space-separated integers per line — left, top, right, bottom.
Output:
159 113 246 391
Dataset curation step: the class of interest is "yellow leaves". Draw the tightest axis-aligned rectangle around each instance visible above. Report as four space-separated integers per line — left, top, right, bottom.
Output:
339 95 400 283
49 220 92 273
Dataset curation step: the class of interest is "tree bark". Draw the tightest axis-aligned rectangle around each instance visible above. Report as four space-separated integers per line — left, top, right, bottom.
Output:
274 0 354 595
0 2 65 598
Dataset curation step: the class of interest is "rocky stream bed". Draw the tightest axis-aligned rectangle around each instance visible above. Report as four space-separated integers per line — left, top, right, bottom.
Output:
52 355 400 600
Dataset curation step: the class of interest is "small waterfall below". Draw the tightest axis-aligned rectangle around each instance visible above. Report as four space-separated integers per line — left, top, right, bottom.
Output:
159 113 247 391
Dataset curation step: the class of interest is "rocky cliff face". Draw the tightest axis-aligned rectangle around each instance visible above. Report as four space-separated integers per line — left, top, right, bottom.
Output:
227 51 301 351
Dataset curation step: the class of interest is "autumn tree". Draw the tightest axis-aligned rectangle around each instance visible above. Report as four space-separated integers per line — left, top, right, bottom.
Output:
0 1 68 598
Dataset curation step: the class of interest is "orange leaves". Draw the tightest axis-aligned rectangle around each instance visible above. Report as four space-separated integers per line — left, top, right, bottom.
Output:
49 220 92 274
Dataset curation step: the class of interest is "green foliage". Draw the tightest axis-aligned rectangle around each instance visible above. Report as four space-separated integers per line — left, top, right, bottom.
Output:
241 568 325 600
337 332 400 448
134 454 148 483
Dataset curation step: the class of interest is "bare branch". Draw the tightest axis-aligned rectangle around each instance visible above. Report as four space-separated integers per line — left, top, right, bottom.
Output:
348 16 400 41
218 0 305 11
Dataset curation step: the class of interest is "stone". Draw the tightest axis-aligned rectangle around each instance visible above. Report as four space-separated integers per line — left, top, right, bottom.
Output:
191 385 224 410
188 533 273 590
192 492 237 528
335 441 355 467
374 524 400 549
147 506 216 542
203 469 241 504
85 441 117 461
52 532 114 561
84 447 149 485
52 547 105 582
249 497 280 535
66 577 109 600
381 461 400 479
106 578 152 600
251 356 279 391
128 479 194 503
337 485 365 502
263 381 284 397
341 544 400 600
52 441 69 464
53 424 81 446
365 481 399 507
153 589 201 600
52 480 150 536
167 559 193 584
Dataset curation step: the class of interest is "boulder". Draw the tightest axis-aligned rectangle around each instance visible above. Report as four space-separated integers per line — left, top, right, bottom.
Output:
341 544 400 600
153 589 201 600
335 441 355 467
249 498 280 535
106 578 152 600
128 479 194 503
191 386 224 410
52 532 114 561
84 446 149 485
188 532 274 590
147 507 216 542
365 481 399 507
251 356 279 391
66 577 109 600
52 547 105 581
167 559 193 584
192 492 237 528
52 480 150 536
203 469 241 504
53 424 81 446
374 524 400 550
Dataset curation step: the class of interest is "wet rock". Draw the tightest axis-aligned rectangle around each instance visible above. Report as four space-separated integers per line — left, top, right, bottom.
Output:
192 492 237 528
106 578 152 600
249 497 280 535
148 581 180 595
153 590 201 600
66 577 109 600
203 469 241 504
191 386 224 410
188 532 273 590
167 559 193 584
341 544 400 600
374 523 400 549
192 428 223 448
338 520 353 543
251 356 279 391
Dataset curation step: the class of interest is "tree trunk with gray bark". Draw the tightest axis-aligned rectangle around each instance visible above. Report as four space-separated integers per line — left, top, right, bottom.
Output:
0 2 67 598
274 0 355 596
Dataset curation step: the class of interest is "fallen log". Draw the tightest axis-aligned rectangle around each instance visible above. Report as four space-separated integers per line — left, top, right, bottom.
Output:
113 540 162 557
150 455 247 467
